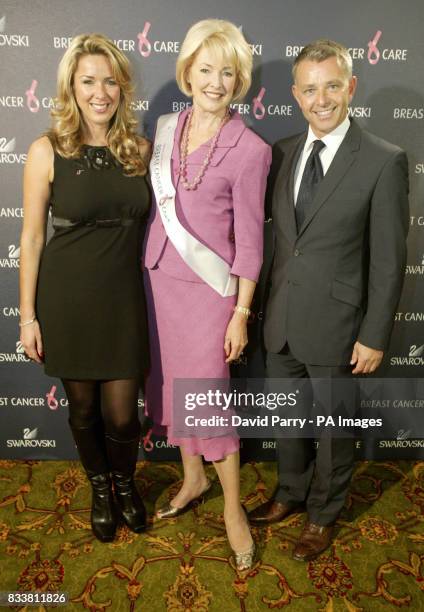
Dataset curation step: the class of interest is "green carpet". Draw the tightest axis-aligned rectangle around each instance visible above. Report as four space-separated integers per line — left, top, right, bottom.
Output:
0 460 423 611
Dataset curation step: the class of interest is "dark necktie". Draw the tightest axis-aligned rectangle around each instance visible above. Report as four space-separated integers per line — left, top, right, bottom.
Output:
295 139 326 231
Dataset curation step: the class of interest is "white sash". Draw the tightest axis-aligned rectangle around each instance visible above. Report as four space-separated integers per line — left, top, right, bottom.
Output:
149 112 238 297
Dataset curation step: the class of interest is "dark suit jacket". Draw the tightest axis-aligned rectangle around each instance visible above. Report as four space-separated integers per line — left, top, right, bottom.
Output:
263 120 409 365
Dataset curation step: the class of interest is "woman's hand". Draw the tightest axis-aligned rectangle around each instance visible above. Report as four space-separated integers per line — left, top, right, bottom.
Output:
224 312 248 363
21 320 44 363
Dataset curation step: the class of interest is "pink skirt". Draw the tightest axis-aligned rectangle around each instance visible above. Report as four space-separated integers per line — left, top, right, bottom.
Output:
144 265 239 461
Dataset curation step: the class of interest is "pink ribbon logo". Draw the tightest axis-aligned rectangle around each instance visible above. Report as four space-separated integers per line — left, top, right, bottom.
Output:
138 22 152 57
46 385 59 410
159 195 171 206
142 427 154 452
252 87 266 120
25 79 40 113
367 30 382 65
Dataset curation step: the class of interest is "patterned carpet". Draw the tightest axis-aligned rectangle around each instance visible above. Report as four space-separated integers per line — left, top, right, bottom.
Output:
0 459 423 611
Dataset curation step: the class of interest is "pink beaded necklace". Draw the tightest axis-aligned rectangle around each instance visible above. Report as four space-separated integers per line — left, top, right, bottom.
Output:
179 107 230 191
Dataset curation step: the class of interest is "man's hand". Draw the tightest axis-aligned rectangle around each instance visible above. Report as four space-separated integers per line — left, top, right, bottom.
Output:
350 341 383 374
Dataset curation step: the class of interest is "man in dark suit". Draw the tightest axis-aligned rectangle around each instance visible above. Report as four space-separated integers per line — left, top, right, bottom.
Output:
249 40 409 560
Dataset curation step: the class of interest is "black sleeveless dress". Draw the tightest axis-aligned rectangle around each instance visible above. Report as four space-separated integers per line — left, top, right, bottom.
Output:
36 145 150 380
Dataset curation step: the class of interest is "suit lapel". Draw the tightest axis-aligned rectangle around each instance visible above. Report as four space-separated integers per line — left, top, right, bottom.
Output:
273 133 305 242
297 120 362 238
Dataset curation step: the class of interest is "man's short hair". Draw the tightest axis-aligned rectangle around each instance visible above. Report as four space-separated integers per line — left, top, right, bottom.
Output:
292 39 353 81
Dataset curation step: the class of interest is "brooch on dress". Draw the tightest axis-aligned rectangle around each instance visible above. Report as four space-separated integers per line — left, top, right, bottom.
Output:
75 146 120 173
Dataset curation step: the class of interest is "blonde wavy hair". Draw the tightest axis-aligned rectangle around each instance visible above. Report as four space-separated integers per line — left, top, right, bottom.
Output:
176 19 252 102
48 33 147 176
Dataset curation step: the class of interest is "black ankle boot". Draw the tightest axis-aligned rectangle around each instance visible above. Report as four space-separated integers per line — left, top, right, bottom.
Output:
69 421 118 542
89 473 118 542
105 434 146 533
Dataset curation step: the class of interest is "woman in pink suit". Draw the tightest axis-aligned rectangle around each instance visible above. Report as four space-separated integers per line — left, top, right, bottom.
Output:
144 19 271 569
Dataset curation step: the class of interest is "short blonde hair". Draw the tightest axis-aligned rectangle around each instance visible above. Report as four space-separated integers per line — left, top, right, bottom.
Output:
293 39 353 81
48 33 147 176
176 19 252 102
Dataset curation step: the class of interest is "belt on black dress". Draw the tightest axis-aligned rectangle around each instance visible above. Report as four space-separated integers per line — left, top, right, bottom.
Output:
52 216 135 230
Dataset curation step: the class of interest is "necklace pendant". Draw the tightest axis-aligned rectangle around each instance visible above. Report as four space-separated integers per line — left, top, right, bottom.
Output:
179 107 230 191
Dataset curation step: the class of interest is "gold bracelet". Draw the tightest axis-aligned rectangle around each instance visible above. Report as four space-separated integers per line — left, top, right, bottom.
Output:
233 306 251 318
19 316 37 327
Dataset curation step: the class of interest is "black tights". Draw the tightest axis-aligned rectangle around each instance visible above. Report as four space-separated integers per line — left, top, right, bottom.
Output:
63 379 141 441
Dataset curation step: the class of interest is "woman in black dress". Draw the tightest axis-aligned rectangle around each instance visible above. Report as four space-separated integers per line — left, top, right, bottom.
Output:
19 34 150 542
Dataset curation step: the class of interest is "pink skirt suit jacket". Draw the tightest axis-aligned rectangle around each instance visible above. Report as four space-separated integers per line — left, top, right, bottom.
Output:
143 109 271 461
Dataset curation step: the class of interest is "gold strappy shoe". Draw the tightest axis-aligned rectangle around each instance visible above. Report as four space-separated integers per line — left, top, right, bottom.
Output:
234 542 256 571
156 479 212 519
230 505 256 571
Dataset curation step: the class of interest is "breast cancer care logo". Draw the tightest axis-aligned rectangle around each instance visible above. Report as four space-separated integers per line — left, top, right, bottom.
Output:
252 87 266 120
46 385 59 410
367 30 382 64
137 21 151 57
25 80 39 113
367 30 407 64
137 22 181 56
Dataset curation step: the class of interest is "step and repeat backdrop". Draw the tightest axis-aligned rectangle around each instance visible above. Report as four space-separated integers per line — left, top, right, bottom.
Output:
1 0 423 461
